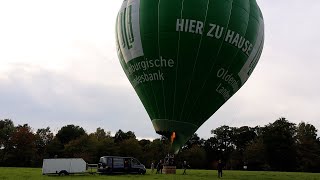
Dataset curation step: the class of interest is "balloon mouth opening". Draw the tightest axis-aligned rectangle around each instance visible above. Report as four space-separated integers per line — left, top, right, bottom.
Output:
152 119 199 154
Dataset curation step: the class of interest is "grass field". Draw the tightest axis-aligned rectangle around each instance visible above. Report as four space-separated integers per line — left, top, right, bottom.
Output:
0 168 320 180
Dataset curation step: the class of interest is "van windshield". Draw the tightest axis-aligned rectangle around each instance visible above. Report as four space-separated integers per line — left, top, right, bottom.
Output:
100 157 107 164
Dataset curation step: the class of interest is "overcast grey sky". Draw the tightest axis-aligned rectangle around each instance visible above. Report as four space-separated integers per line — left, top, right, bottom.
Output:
0 0 319 139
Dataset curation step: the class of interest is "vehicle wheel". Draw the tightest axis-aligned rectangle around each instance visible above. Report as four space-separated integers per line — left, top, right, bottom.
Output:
139 169 145 175
59 170 69 176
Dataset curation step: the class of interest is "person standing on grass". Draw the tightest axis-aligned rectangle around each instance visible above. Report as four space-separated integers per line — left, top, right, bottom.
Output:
151 161 155 173
217 160 223 178
156 160 163 174
159 160 163 174
182 161 190 175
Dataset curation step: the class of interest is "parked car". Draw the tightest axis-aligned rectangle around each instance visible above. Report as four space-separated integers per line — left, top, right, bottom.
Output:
42 158 87 176
97 156 146 174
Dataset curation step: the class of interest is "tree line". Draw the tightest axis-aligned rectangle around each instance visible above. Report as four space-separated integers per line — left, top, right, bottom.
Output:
1 117 320 172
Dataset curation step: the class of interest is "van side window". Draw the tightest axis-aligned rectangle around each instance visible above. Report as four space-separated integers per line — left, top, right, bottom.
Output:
113 158 124 168
131 158 140 166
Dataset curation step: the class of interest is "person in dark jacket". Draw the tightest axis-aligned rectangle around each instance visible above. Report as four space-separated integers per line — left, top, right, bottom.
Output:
182 161 190 175
217 160 223 178
156 160 163 174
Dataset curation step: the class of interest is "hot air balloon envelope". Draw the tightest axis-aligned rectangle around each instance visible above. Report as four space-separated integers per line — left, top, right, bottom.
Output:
115 0 264 153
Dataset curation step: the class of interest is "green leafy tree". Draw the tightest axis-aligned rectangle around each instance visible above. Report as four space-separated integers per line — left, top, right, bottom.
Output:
96 136 117 157
45 138 64 158
177 145 207 169
244 137 269 170
229 126 257 169
137 139 152 166
147 139 169 165
114 129 136 143
233 126 257 152
203 137 220 169
296 122 320 172
89 128 116 160
34 127 54 166
92 127 111 141
139 139 151 149
211 125 235 163
0 119 15 165
296 122 317 142
64 135 99 163
118 138 143 158
35 127 53 154
183 133 204 150
262 117 297 171
56 125 86 144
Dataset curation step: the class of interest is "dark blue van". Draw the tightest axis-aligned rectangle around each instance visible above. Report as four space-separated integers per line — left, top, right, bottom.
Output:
97 156 146 174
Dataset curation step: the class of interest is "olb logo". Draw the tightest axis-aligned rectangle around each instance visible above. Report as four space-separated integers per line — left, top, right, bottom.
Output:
120 5 134 50
116 0 144 63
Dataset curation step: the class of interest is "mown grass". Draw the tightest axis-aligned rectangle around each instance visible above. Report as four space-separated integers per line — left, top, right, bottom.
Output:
0 167 320 180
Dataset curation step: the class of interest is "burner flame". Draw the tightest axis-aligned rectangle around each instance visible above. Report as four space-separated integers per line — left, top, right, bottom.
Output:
170 132 176 144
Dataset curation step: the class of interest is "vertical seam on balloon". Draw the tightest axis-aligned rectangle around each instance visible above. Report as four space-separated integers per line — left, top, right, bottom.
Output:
256 33 264 63
247 27 264 79
226 0 251 72
186 0 235 123
225 1 251 90
149 0 161 119
179 0 211 121
252 22 265 73
136 0 157 120
239 14 264 85
172 0 186 121
157 0 167 119
220 0 251 127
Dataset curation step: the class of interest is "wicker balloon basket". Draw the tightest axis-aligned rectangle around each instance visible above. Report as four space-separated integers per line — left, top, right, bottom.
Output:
163 166 176 174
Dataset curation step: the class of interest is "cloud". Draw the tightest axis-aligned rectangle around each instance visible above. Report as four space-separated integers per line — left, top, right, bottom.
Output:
0 64 156 137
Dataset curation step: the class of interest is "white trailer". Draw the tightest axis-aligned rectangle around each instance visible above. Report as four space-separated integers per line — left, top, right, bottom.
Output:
42 158 87 175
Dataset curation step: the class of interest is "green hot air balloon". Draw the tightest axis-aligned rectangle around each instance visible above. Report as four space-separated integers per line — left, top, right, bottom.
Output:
115 0 264 153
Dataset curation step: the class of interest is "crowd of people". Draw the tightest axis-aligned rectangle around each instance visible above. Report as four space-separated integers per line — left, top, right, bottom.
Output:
150 159 164 174
150 155 224 177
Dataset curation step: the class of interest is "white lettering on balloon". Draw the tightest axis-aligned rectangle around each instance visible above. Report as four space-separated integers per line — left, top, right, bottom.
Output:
128 57 175 87
216 68 240 92
176 18 253 56
215 68 241 100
